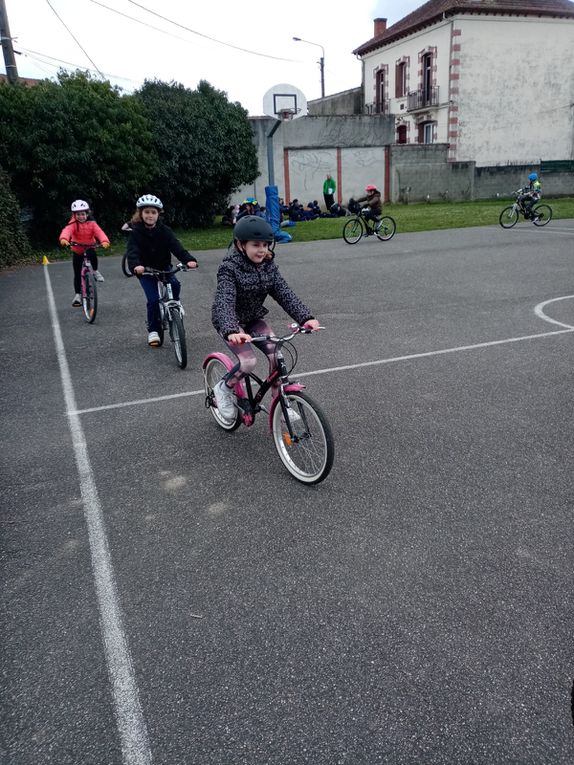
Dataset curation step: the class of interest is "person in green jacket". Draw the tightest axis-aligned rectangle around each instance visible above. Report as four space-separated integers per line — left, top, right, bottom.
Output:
323 174 336 212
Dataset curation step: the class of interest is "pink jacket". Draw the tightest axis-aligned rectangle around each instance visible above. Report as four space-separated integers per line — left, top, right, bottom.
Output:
59 218 110 254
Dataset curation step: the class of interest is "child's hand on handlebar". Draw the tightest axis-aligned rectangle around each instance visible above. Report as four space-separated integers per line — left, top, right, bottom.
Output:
303 319 321 331
134 265 145 275
227 332 252 345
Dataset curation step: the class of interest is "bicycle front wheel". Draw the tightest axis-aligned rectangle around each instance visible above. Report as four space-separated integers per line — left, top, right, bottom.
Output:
375 216 396 241
169 309 187 369
82 271 97 323
271 391 334 484
121 252 132 277
343 217 364 244
203 357 241 431
532 204 552 227
499 206 519 228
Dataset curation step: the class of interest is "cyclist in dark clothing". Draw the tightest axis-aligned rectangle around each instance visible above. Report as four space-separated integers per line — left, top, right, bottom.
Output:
127 194 198 347
356 184 383 224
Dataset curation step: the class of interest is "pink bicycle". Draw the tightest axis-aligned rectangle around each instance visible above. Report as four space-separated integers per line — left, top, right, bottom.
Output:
202 325 334 484
69 242 102 323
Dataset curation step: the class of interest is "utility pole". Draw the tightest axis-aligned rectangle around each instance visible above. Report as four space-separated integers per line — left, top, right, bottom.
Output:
0 0 18 84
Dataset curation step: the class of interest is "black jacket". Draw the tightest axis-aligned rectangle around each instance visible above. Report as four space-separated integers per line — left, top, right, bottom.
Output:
212 246 313 339
126 221 196 272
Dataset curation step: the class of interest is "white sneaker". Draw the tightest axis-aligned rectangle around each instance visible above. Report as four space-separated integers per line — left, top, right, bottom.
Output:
72 294 81 306
213 380 237 419
94 271 105 282
148 331 161 347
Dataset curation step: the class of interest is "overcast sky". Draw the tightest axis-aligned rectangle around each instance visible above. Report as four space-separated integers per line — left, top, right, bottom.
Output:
4 0 423 115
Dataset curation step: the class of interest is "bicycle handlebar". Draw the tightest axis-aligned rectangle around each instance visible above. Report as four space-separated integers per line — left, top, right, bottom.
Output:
68 241 105 250
141 263 197 276
249 324 325 344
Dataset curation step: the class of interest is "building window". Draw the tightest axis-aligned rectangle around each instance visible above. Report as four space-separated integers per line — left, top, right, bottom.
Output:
397 125 407 144
375 69 385 113
418 121 434 144
422 52 433 105
395 61 407 98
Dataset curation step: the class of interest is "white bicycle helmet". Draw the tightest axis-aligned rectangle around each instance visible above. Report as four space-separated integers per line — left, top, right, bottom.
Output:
71 199 90 212
136 194 163 209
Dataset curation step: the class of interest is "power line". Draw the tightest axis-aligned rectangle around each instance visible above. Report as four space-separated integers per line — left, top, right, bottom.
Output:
125 0 299 62
20 46 138 84
89 0 197 46
45 0 105 78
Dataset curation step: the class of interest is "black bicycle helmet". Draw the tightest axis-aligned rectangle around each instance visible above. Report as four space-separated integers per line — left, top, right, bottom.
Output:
233 215 274 242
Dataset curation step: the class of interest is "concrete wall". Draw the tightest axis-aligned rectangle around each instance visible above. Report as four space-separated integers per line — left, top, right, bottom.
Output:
389 144 474 202
232 114 395 208
233 115 573 208
307 88 363 116
456 16 574 166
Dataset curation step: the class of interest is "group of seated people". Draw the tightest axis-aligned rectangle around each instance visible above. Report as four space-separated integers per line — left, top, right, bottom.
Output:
221 194 367 227
221 197 266 226
282 198 350 222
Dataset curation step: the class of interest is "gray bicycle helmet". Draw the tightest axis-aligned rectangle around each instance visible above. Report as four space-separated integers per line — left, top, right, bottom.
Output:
136 194 163 209
233 215 274 242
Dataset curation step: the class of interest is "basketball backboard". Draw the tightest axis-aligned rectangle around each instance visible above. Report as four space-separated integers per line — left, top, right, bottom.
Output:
262 83 307 120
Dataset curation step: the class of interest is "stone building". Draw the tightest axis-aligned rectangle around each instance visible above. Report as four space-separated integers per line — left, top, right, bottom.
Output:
235 0 574 206
353 0 574 166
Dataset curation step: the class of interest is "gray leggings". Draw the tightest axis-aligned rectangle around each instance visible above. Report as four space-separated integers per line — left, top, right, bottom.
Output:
222 318 277 386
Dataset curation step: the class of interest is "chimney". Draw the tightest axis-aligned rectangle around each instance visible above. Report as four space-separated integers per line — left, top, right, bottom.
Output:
374 18 387 37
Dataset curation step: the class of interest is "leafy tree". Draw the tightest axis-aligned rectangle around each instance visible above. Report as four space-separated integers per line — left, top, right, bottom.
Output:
135 79 258 227
0 167 32 267
0 72 159 245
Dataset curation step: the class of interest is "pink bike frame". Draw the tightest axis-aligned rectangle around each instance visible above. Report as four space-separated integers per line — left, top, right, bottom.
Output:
202 351 305 429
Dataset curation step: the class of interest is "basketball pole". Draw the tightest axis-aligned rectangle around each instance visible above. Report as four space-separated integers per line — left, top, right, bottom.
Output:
266 118 282 187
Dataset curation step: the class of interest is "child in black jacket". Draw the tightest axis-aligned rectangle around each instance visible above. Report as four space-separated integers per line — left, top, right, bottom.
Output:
126 194 198 346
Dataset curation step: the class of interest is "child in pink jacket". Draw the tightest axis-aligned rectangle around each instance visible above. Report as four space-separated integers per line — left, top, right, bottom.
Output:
59 199 110 306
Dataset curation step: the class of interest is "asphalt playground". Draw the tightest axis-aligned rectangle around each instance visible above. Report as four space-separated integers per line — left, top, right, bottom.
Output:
1 219 574 764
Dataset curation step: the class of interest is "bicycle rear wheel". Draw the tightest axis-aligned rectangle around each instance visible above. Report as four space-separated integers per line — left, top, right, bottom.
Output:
271 391 334 484
532 204 552 227
169 309 187 369
82 271 97 323
375 216 396 241
203 357 241 431
499 206 519 228
343 217 364 244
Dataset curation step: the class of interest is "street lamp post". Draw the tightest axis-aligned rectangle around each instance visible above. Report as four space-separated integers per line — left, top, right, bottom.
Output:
293 36 325 99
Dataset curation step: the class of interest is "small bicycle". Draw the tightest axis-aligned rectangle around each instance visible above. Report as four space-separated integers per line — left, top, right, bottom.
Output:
120 224 133 277
141 264 193 369
69 242 102 323
203 325 334 485
343 208 396 245
499 190 552 229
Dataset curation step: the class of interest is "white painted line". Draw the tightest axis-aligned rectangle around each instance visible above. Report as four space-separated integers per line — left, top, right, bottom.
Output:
73 325 574 415
69 389 204 415
533 295 574 330
298 327 574 378
44 267 152 765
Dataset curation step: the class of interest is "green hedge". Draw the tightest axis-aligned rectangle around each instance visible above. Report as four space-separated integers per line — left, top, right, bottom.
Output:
0 168 32 267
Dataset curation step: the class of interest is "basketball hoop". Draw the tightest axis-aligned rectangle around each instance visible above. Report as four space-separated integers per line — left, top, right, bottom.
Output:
278 108 297 121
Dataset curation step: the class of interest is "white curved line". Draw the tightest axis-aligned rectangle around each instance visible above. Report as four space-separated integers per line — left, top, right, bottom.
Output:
534 295 574 329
